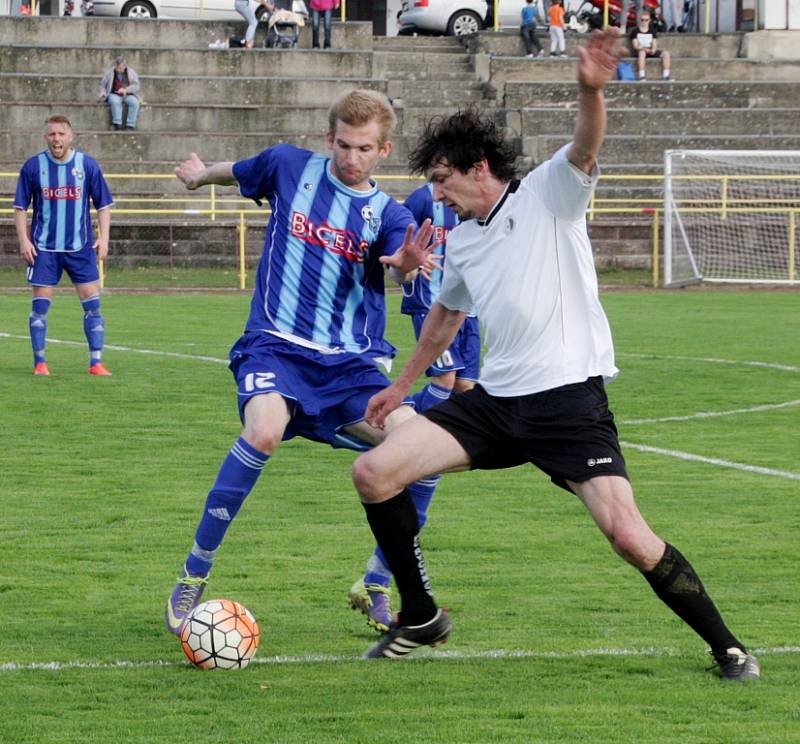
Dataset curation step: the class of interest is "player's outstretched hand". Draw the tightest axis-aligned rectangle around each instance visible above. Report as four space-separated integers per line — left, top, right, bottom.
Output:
175 152 207 191
365 383 408 430
379 218 437 276
577 27 621 91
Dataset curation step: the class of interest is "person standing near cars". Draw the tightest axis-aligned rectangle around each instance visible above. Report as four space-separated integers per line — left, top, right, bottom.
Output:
235 0 259 48
521 0 544 58
548 0 566 57
310 0 338 49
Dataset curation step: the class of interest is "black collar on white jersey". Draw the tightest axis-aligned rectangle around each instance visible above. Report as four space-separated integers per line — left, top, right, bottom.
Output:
477 179 520 227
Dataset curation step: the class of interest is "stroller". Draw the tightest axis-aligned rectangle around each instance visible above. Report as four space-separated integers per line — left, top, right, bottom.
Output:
63 0 95 14
567 0 662 33
263 0 307 49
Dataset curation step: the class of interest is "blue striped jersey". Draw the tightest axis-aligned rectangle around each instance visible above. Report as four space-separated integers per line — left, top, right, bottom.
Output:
233 144 415 358
14 150 113 252
400 183 459 314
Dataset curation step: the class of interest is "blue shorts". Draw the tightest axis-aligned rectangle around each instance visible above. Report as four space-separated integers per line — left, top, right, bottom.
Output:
26 246 100 287
229 332 393 449
410 312 480 381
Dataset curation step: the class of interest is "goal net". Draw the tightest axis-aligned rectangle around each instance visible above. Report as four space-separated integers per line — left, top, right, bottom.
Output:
663 150 800 286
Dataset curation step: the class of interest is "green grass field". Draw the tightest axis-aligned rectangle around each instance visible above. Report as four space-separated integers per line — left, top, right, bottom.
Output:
1 288 798 743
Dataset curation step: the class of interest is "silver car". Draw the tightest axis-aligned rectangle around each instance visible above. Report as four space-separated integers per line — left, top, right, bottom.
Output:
92 0 270 20
397 0 489 36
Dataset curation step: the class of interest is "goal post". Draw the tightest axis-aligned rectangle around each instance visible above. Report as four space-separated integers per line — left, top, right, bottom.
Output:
663 150 800 287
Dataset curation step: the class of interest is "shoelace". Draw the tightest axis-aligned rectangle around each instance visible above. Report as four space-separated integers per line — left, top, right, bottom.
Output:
175 576 207 613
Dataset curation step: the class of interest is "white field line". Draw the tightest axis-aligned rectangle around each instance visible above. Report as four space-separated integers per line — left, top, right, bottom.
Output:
0 332 229 365
621 398 800 425
2 333 798 479
621 441 800 481
618 352 800 374
1 645 798 673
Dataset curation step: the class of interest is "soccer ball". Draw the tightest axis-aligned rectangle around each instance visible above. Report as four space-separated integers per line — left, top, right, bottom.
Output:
180 599 260 670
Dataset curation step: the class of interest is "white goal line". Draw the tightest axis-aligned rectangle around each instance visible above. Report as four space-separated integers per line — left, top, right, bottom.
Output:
2 645 798 673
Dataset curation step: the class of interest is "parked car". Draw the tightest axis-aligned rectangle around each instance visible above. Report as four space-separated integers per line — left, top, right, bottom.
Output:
397 0 488 37
92 0 306 21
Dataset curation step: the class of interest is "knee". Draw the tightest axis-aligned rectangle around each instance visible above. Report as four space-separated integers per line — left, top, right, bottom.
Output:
352 453 391 502
607 527 663 570
241 423 281 455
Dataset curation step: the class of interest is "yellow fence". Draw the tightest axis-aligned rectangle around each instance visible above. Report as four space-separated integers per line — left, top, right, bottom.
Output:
3 171 799 289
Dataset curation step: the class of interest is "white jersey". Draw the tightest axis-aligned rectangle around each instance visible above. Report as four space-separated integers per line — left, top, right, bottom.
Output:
437 144 618 397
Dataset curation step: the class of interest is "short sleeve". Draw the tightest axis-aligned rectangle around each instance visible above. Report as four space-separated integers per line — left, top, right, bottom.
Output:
527 144 598 222
403 187 429 226
380 201 415 257
13 161 34 210
436 254 473 313
233 145 285 206
86 158 114 210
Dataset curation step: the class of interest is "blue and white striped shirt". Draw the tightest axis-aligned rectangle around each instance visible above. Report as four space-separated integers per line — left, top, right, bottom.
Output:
14 150 113 252
400 183 459 314
233 144 415 358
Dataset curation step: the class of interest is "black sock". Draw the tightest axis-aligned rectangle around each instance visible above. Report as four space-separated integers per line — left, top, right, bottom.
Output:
363 489 437 626
642 543 745 655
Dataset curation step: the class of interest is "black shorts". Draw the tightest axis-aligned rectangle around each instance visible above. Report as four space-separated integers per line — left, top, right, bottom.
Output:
421 376 628 492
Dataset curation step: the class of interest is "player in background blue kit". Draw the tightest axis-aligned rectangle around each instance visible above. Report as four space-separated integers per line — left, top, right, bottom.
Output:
14 115 113 376
347 182 480 630
166 89 442 637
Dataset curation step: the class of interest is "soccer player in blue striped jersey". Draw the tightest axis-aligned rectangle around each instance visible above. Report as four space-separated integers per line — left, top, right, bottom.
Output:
346 183 482 628
166 89 442 637
14 115 114 376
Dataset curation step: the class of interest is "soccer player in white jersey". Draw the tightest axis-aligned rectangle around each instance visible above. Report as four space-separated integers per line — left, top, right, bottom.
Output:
350 29 760 681
165 89 442 637
14 115 114 376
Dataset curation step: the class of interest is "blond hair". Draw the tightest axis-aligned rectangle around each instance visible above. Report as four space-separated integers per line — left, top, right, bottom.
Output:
46 114 72 129
327 89 396 145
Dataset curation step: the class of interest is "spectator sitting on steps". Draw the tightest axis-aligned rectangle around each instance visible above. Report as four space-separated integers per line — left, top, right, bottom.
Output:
97 56 141 131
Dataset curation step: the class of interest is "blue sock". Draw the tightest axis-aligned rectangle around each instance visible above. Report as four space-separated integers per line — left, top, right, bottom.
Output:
186 437 269 576
409 382 452 412
29 297 50 364
81 295 105 365
367 475 440 587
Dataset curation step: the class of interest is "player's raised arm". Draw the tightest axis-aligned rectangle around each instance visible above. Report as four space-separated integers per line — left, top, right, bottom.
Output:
175 153 237 190
365 302 465 428
568 27 620 175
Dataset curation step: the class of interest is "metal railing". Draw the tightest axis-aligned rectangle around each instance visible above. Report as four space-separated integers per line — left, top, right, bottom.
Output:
3 170 798 289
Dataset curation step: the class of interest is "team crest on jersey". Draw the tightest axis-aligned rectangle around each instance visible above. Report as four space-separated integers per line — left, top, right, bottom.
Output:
504 216 515 234
361 204 381 232
71 168 85 181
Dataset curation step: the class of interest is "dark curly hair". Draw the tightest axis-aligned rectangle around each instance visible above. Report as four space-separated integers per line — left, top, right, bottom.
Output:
408 108 517 181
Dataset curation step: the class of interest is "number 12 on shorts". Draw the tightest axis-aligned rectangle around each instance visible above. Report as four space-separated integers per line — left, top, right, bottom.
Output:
243 372 276 392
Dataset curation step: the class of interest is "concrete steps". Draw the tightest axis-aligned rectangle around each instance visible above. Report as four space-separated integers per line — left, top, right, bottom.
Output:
0 72 383 106
503 80 800 109
0 129 446 163
0 15 373 49
465 29 745 59
520 107 800 137
0 44 374 78
490 56 799 83
525 133 800 166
